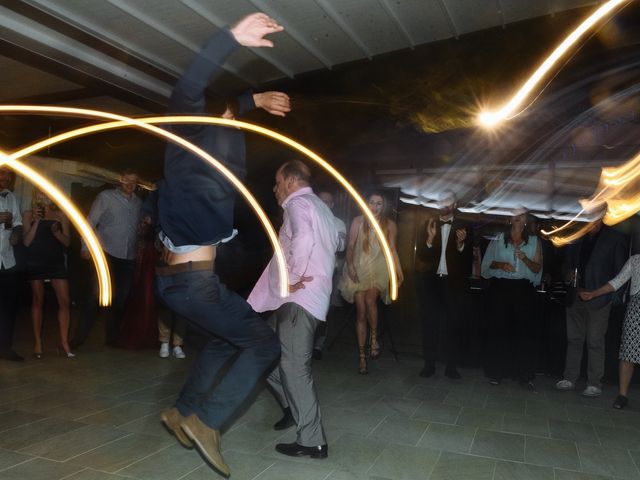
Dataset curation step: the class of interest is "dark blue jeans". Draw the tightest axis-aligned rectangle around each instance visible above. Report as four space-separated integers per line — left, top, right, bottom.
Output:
156 267 280 430
76 254 135 345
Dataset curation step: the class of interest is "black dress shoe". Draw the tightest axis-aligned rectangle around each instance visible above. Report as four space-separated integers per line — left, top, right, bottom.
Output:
445 368 461 380
419 364 436 378
275 442 328 459
0 349 24 362
273 407 295 430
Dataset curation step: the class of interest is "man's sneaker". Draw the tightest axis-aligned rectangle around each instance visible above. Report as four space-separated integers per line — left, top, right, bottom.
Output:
555 379 574 390
173 346 186 359
582 385 602 397
159 343 170 358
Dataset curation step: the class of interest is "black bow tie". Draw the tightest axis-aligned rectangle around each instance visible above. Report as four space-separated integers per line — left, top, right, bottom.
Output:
439 219 452 225
0 192 8 198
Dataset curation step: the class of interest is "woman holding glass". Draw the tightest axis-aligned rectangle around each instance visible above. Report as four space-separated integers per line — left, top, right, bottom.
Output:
481 211 542 388
23 190 74 358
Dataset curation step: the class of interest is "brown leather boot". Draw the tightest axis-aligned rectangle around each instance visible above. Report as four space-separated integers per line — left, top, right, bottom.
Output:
181 414 230 477
160 408 193 448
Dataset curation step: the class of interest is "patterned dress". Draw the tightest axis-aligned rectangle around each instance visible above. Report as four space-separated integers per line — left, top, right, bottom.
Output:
608 255 640 363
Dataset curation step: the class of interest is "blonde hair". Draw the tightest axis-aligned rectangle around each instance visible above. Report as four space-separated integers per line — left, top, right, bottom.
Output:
361 193 390 254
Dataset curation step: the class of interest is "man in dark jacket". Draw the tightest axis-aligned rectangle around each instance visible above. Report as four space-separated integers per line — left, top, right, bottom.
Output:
556 217 628 397
416 191 472 379
155 13 289 477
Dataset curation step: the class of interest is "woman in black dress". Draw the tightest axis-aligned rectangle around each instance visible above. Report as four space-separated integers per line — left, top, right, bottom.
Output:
23 190 73 358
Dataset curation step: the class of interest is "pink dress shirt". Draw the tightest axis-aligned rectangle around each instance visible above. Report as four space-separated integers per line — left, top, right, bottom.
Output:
248 187 339 321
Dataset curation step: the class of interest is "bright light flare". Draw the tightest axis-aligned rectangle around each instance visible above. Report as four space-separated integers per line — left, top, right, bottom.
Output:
0 151 111 305
478 0 631 127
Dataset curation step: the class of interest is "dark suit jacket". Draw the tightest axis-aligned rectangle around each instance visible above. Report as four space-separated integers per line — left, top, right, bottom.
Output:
564 226 628 310
416 218 472 289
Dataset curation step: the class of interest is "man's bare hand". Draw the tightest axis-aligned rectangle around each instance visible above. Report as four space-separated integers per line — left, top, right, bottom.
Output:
231 13 283 48
0 211 12 226
289 275 313 293
254 92 291 117
426 218 437 245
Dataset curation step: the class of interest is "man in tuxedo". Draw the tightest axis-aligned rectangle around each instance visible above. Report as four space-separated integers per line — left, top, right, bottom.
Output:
416 191 472 379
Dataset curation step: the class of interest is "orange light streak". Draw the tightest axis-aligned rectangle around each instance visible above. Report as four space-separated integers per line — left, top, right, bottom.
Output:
479 0 631 127
0 151 111 305
1 107 399 300
0 105 287 298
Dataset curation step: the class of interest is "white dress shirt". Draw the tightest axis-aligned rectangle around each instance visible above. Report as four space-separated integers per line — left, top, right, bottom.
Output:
0 190 22 270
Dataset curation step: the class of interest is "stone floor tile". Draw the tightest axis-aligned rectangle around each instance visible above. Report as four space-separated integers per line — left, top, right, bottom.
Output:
417 422 476 453
368 416 429 446
368 443 439 480
429 451 495 480
525 436 580 470
470 429 525 462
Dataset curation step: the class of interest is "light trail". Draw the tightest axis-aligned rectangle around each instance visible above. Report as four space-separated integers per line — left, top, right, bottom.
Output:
0 105 287 298
479 0 631 127
0 151 111 305
1 107 399 300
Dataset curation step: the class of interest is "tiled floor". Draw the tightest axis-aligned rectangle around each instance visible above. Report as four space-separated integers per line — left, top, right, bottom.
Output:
1 325 640 480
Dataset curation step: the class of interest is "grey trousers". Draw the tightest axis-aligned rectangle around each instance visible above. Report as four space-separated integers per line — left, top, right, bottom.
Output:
267 302 326 447
564 301 611 386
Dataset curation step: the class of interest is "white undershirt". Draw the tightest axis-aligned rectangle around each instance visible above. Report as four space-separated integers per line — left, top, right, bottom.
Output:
437 223 451 276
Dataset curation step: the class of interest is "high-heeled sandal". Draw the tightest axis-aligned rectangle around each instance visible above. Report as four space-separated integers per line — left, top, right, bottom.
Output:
358 347 368 375
57 345 76 358
33 351 43 360
369 329 380 360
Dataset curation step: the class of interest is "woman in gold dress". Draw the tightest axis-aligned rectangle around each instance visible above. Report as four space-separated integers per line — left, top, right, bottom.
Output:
339 192 403 374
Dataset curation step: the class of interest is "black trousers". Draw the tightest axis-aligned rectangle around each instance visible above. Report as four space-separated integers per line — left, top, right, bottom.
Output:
484 278 538 382
76 254 135 344
0 266 19 350
418 273 466 368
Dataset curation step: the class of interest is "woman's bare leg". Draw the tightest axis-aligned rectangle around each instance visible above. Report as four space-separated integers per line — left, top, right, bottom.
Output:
364 289 380 357
51 279 71 353
619 360 635 397
31 280 45 354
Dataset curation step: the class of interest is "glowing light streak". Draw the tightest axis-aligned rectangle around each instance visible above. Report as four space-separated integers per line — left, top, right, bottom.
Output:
1 107 399 300
0 106 287 299
548 221 594 247
0 151 111 305
478 0 631 127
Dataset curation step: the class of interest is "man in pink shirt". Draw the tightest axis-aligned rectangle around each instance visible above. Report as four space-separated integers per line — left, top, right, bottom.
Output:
248 160 338 459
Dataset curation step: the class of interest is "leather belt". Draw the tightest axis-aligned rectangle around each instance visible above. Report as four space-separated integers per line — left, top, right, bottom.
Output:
155 260 214 276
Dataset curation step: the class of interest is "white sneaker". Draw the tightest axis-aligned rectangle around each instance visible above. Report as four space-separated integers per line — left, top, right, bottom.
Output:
582 385 602 397
555 379 575 390
173 346 186 359
159 342 170 358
